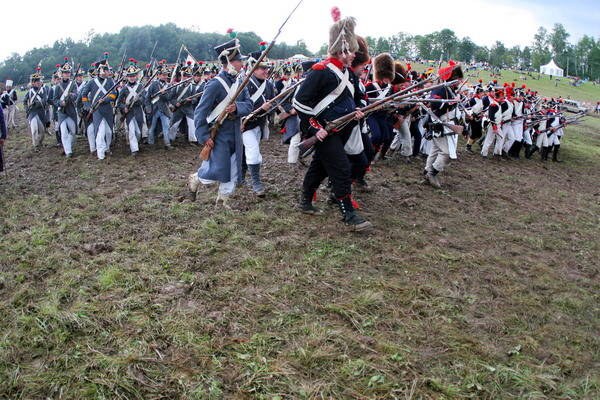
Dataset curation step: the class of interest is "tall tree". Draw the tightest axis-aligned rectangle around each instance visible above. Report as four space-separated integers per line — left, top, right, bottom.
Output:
549 23 570 68
532 26 551 69
458 37 477 62
489 41 507 67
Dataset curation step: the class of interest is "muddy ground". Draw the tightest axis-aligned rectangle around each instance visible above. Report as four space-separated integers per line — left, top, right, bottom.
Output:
1 113 599 399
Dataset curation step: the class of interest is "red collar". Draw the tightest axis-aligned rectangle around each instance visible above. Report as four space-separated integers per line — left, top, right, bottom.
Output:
325 57 345 70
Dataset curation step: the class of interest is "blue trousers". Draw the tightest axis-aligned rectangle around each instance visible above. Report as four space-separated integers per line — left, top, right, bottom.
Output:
148 111 171 145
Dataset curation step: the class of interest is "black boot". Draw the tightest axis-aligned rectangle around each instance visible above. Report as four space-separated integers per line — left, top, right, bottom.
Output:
337 195 373 232
540 146 549 161
525 144 538 159
523 143 531 159
248 164 265 196
510 142 522 159
240 162 248 186
299 191 322 215
552 144 562 162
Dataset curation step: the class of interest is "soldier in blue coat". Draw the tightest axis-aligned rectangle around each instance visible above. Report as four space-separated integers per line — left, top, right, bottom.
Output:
146 65 173 149
22 68 48 150
116 59 145 156
53 58 78 158
168 62 197 145
241 49 275 197
77 65 97 154
80 54 118 160
188 36 253 207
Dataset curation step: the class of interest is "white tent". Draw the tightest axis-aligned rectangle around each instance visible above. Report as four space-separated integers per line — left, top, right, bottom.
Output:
289 54 309 60
540 59 564 77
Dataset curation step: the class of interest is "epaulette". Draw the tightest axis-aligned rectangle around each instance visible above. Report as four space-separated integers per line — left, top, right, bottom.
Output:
312 61 329 71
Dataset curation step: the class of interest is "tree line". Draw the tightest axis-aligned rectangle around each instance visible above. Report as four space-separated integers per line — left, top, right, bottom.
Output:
2 22 599 85
346 24 599 80
0 23 311 85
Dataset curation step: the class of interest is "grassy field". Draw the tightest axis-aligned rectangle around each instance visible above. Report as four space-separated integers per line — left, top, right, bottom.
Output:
1 111 599 397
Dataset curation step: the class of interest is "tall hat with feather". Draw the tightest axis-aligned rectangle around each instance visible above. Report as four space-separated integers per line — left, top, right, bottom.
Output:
215 29 243 65
60 57 73 74
125 58 141 76
30 64 43 82
247 41 269 69
373 53 395 82
328 6 359 55
96 52 111 73
181 60 194 76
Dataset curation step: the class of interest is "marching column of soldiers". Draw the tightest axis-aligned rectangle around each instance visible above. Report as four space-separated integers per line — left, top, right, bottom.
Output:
7 7 583 233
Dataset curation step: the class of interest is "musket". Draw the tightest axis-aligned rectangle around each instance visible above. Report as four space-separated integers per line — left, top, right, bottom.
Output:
115 50 128 82
200 0 304 161
241 78 304 130
297 78 456 158
58 62 81 112
149 41 158 61
170 89 204 113
415 101 465 136
85 77 125 122
149 76 193 104
123 70 159 116
536 117 583 136
170 44 184 83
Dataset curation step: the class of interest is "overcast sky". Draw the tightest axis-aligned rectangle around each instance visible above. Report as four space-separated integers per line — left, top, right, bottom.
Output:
2 0 598 61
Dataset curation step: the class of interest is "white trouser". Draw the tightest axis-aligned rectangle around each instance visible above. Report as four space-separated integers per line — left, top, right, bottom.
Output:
481 124 504 156
261 122 269 141
425 135 450 173
198 154 238 196
288 133 301 164
420 133 432 155
390 118 413 156
242 126 262 165
502 122 516 153
169 116 196 143
60 117 77 155
141 112 148 138
547 132 561 146
7 104 17 127
29 116 44 147
127 119 141 153
96 119 112 160
523 129 533 145
536 131 549 148
511 120 524 142
87 123 96 153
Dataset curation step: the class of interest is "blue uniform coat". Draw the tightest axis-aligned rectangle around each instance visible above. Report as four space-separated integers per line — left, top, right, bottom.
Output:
194 70 253 183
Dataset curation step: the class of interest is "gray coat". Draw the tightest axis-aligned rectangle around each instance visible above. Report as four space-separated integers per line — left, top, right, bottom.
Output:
22 86 48 123
117 82 145 128
169 81 196 122
146 79 172 116
80 77 117 130
53 79 78 123
194 71 253 183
